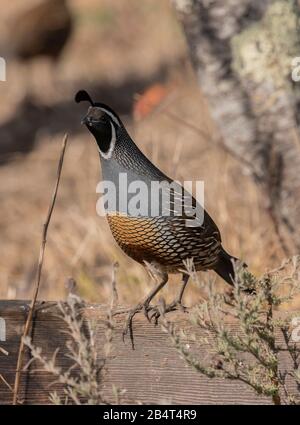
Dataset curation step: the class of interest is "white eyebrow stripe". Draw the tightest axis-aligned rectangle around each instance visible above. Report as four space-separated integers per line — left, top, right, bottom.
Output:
99 107 121 126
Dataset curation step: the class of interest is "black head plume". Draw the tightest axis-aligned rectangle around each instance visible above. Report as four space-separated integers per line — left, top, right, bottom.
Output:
75 90 94 106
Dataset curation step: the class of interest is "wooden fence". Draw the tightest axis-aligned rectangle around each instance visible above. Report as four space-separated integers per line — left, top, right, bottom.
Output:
0 301 299 404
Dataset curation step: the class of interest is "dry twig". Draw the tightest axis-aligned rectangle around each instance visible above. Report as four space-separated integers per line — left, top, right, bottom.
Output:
0 346 9 356
13 134 68 405
0 373 13 392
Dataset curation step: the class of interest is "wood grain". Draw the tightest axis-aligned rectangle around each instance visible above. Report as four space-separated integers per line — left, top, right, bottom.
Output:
0 301 299 405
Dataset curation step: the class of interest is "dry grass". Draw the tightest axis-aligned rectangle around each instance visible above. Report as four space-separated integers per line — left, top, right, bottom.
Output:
0 0 294 307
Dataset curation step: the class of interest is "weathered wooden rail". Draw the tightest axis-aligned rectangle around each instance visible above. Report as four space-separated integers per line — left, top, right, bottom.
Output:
0 301 299 404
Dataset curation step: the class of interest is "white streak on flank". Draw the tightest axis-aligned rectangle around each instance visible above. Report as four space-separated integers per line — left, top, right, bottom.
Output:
99 107 121 127
0 317 6 341
100 121 116 160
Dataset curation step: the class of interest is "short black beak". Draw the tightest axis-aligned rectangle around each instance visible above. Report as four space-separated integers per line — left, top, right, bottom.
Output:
81 115 88 125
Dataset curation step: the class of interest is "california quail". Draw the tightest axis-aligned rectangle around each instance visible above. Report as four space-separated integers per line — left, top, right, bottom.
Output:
75 90 244 346
9 0 72 62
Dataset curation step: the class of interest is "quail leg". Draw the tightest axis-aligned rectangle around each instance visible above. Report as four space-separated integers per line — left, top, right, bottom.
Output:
149 274 189 323
122 272 168 349
173 273 189 308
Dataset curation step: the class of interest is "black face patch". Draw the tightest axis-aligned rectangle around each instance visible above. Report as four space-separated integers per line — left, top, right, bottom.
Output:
78 99 121 159
88 117 112 154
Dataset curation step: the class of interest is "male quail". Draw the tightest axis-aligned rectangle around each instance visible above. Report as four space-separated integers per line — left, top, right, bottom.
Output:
75 90 244 345
9 0 72 62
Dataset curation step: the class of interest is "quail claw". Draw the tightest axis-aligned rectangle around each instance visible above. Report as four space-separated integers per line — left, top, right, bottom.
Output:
149 307 160 323
143 305 151 322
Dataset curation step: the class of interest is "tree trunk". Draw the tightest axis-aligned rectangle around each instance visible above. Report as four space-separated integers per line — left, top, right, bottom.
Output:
173 0 300 254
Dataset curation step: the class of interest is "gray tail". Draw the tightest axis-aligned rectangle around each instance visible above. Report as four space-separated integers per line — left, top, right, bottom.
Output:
214 248 243 285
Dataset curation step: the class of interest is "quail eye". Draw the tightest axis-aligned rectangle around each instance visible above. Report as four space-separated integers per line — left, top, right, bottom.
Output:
99 116 108 123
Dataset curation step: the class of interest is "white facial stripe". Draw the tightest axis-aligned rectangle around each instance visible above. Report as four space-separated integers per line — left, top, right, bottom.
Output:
100 121 116 160
99 107 121 126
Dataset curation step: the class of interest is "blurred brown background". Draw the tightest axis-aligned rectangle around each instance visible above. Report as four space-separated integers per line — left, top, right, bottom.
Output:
0 0 285 306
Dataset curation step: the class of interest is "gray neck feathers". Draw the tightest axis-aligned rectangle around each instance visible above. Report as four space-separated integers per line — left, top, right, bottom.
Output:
98 126 173 216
